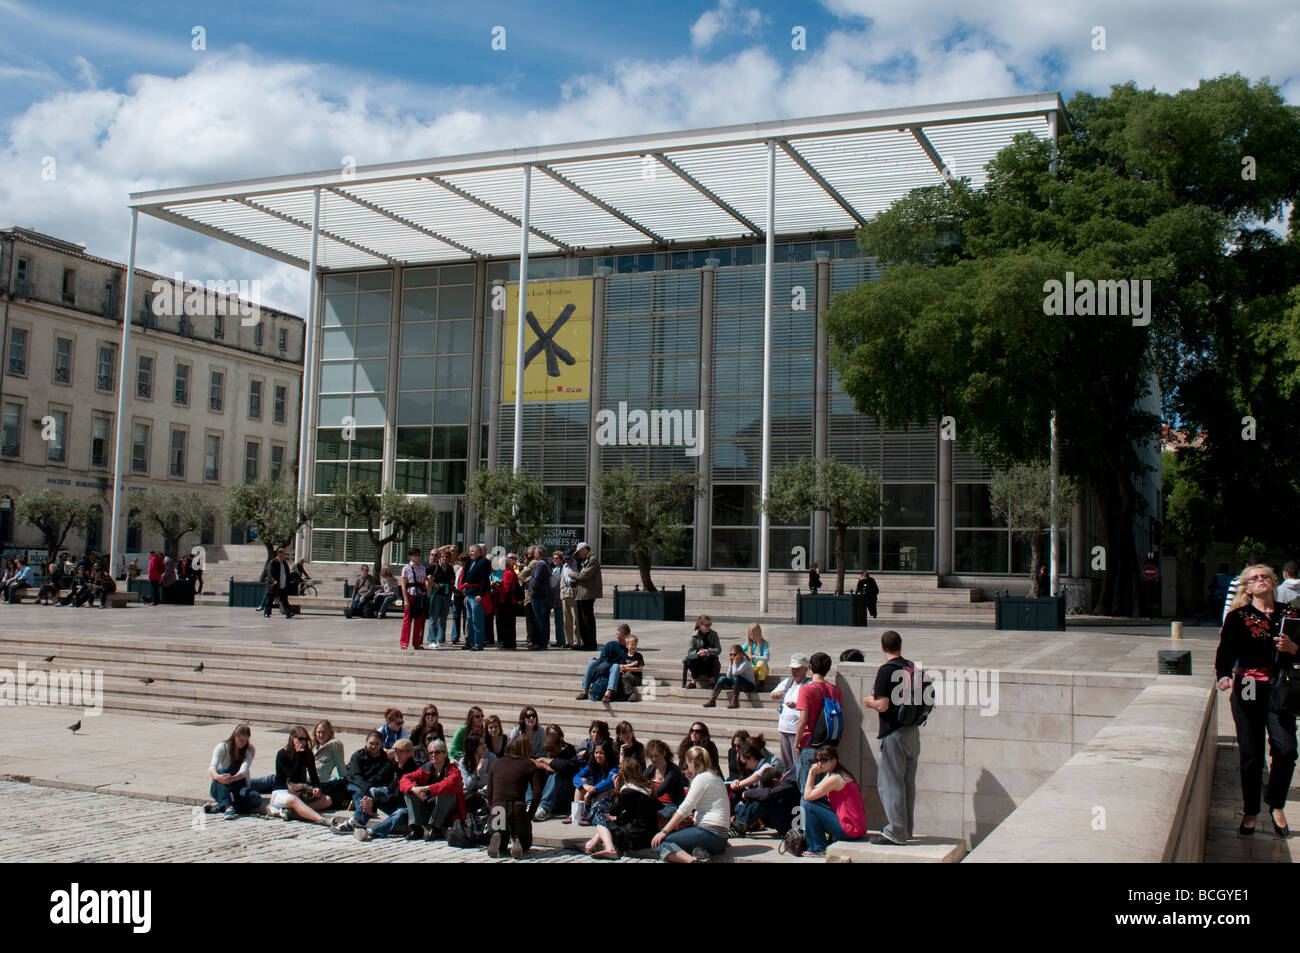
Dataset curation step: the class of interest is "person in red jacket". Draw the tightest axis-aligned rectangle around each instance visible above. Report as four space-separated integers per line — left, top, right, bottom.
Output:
146 551 165 606
398 738 466 841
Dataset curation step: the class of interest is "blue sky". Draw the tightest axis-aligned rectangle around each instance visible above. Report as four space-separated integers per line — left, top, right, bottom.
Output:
0 0 1295 311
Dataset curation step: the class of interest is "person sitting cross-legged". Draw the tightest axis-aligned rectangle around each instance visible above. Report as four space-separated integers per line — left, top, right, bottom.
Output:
205 725 262 820
334 734 421 837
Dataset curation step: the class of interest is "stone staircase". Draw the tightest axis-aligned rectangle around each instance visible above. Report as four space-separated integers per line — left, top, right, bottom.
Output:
0 631 777 750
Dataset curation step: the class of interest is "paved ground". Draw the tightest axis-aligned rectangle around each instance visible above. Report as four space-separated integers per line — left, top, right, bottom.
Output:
0 779 657 863
1204 741 1297 863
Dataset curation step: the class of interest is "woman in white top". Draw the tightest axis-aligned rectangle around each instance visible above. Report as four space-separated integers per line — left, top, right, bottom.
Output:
205 725 261 819
651 746 730 862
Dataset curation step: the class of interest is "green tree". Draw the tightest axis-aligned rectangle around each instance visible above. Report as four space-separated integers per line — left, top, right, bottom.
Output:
762 458 884 595
225 478 319 574
464 465 551 553
15 489 89 568
332 482 441 578
989 463 1078 598
1161 448 1216 561
594 467 703 592
824 75 1300 614
128 489 214 561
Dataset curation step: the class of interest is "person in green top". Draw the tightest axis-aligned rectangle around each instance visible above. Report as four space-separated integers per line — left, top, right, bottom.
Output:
450 706 485 761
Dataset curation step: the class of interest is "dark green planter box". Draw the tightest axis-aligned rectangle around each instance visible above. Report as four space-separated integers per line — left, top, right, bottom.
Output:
796 591 867 627
228 578 266 608
994 596 1066 631
344 581 354 599
127 579 152 598
612 586 686 622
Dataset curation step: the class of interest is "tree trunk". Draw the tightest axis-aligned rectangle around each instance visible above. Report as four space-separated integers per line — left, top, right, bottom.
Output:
834 524 847 595
1029 532 1042 598
373 531 398 580
630 526 656 591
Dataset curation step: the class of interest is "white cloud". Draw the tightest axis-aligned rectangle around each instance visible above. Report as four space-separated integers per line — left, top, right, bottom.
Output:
72 55 98 89
691 0 769 50
0 3 1294 313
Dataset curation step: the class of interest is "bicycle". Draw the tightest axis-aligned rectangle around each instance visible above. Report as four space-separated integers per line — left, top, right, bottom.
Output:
299 581 318 598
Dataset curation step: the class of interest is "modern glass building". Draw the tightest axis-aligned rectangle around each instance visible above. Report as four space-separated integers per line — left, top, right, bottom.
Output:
123 93 1158 588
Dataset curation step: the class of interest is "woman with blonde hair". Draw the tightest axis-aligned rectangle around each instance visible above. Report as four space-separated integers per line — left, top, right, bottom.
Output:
651 745 730 862
743 623 771 684
1216 563 1300 836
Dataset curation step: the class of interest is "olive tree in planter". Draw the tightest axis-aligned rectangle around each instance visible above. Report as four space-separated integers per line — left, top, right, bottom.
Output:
332 481 442 579
225 477 319 580
764 458 884 625
595 466 702 620
989 462 1077 629
464 464 551 553
16 489 89 572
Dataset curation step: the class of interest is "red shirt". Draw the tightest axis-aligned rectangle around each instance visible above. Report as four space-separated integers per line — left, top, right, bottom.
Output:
797 680 841 749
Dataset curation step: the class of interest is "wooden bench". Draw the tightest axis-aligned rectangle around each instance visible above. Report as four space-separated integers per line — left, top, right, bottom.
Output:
107 591 142 608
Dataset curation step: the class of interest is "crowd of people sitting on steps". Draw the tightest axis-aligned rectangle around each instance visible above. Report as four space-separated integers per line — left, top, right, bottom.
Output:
1 549 203 607
204 626 928 861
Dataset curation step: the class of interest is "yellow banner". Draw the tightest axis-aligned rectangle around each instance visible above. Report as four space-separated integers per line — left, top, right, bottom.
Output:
502 279 592 403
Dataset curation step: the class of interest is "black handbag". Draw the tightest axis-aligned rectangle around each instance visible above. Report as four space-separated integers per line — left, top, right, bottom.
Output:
1271 663 1300 716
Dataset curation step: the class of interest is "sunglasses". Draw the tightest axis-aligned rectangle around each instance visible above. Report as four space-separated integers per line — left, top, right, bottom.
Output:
1247 574 1272 582
691 728 704 734
525 713 538 719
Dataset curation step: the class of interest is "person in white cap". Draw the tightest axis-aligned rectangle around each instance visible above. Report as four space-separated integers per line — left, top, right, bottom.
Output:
770 654 812 771
571 542 603 651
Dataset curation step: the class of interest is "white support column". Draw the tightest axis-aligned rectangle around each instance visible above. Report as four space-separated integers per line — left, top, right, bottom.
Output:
513 166 531 473
759 139 775 613
1050 410 1059 597
294 187 321 562
107 209 139 576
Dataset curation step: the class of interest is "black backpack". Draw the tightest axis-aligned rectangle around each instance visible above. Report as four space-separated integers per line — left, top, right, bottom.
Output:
893 659 934 729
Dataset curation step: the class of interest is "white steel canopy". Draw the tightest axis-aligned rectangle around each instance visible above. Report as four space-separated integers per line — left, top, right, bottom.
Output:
129 93 1066 268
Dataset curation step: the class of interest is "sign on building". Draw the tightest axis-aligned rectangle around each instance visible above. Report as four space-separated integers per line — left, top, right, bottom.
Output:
502 279 592 403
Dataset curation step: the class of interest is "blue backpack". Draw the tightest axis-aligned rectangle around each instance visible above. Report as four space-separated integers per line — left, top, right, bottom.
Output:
810 683 843 746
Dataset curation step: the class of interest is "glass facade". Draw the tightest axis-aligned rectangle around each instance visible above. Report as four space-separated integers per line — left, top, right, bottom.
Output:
304 239 1035 574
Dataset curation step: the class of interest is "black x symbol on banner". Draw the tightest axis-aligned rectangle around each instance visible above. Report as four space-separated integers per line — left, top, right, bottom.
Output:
524 303 577 377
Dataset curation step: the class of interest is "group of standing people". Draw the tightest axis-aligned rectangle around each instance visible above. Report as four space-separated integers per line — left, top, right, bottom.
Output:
389 541 604 653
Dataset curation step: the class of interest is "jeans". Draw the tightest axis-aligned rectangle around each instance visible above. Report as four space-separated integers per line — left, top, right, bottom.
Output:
658 824 727 859
531 599 551 648
538 772 574 814
878 725 920 843
430 592 451 644
583 659 621 699
210 776 262 813
249 774 277 794
376 594 396 617
801 798 854 853
368 807 410 838
553 600 565 645
1231 675 1298 814
795 747 816 794
716 674 756 693
465 596 486 648
348 783 401 827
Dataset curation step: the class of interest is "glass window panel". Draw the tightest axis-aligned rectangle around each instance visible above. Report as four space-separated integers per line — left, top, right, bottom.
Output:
324 275 357 294
397 390 433 426
770 529 810 570
435 355 470 389
956 483 1001 528
882 530 935 572
400 321 436 356
358 272 392 291
356 292 391 324
324 294 356 326
438 285 474 318
396 427 432 459
320 362 353 393
395 460 430 494
882 484 935 527
439 265 475 285
354 359 387 393
432 425 468 459
345 531 374 562
711 485 757 526
430 460 467 495
350 461 382 489
311 529 344 561
955 530 1010 573
432 389 469 425
403 288 438 323
399 357 431 391
322 327 356 360
437 320 472 353
352 394 386 426
838 529 881 572
355 332 389 359
350 427 384 460
314 462 346 494
316 428 345 461
711 528 758 569
405 268 437 289
318 395 352 427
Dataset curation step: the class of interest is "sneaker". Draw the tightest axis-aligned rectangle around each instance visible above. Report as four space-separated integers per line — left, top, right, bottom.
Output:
354 827 373 842
266 806 288 820
691 847 712 863
223 807 238 821
330 817 354 834
487 832 502 858
533 809 550 822
203 802 221 814
509 837 524 859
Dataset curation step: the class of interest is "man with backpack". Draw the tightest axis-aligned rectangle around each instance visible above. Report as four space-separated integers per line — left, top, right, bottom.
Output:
865 630 924 845
793 652 842 793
